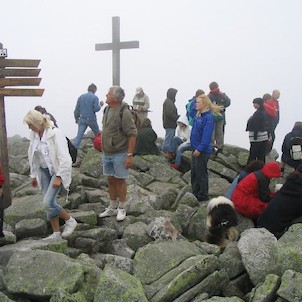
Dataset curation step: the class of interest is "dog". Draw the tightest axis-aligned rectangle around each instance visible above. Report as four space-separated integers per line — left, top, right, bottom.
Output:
205 196 239 248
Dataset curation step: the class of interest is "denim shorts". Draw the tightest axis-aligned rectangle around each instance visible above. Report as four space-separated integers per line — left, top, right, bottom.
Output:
103 152 129 179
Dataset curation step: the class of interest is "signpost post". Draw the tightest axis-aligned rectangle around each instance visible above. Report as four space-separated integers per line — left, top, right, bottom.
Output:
0 43 44 223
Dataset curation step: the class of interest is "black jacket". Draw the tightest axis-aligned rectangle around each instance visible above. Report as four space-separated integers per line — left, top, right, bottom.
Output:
257 171 302 238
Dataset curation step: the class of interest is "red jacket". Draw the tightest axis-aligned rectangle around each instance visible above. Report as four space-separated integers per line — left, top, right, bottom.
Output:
231 162 281 219
0 166 4 186
264 98 279 118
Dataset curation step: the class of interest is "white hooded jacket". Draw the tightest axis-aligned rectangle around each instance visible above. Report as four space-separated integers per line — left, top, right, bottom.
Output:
28 127 72 190
176 115 191 144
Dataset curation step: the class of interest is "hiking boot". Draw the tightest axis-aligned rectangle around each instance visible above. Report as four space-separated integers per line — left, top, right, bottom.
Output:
62 217 78 238
99 207 118 218
116 208 126 221
42 233 62 240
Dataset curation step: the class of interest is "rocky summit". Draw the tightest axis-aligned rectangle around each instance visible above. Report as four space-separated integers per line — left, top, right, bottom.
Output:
0 133 301 302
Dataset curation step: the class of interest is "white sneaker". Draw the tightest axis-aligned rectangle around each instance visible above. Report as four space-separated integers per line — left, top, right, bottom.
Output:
116 208 126 221
99 207 118 218
42 233 62 240
62 217 78 238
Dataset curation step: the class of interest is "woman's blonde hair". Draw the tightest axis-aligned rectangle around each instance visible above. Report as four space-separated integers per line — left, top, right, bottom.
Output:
23 110 53 130
196 94 222 117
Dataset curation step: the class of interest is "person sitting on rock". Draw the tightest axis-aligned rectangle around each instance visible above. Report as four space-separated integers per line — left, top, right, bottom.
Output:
167 115 192 170
231 161 281 222
257 165 302 238
134 118 160 156
225 160 265 200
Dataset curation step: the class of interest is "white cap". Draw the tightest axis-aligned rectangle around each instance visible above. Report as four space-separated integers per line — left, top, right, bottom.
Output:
135 87 143 95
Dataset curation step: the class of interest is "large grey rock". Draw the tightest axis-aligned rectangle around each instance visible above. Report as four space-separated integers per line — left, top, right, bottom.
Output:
249 274 281 302
133 239 204 285
123 221 152 251
277 269 302 302
238 228 278 286
4 250 83 299
94 265 148 302
145 254 219 302
0 238 67 266
4 194 46 227
275 224 302 275
15 218 48 239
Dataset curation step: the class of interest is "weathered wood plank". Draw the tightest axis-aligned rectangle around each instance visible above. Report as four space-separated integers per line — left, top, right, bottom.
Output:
0 78 41 87
0 95 12 208
0 88 44 97
0 59 40 68
0 69 41 77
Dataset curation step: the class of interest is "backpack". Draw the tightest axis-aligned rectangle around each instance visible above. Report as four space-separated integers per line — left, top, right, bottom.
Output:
104 103 141 129
66 137 77 163
93 132 102 152
263 99 278 118
289 136 302 161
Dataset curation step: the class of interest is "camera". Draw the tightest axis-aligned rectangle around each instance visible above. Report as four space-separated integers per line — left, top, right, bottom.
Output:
0 49 7 58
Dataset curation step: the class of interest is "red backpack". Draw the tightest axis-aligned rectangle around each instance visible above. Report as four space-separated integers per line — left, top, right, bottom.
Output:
264 99 278 118
93 132 102 152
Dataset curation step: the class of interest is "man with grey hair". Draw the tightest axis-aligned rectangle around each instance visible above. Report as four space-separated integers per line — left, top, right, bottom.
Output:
73 83 104 149
99 86 137 221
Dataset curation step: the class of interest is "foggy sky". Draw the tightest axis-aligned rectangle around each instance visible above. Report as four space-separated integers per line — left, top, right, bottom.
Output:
1 0 302 156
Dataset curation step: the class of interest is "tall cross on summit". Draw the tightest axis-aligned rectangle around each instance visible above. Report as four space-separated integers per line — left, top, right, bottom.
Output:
95 16 139 86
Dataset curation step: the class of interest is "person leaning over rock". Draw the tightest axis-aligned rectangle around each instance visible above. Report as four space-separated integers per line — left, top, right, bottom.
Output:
99 86 137 221
23 110 78 240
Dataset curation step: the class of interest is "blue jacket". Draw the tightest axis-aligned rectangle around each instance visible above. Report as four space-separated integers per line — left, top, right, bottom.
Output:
190 110 214 154
74 92 101 122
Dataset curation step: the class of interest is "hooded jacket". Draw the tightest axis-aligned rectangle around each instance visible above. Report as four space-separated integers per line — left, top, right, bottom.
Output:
162 88 179 129
176 115 191 144
258 171 302 237
281 126 302 169
231 162 281 219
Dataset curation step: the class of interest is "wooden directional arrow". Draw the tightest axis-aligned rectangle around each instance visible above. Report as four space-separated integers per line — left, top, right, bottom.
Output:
0 69 41 77
0 59 40 68
0 78 41 87
0 88 44 97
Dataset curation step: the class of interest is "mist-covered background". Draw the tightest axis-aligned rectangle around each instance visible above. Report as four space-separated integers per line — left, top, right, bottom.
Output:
1 0 302 156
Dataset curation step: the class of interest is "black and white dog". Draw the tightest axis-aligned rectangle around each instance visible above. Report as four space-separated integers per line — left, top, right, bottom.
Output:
205 196 239 248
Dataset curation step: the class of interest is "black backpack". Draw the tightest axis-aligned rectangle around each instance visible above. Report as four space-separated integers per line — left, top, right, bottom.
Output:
289 136 302 161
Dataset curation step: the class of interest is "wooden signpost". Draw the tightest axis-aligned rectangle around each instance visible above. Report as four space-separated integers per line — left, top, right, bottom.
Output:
0 43 44 210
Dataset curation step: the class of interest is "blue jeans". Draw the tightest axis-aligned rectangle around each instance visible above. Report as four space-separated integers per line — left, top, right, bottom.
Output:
40 168 63 220
161 128 175 152
169 136 192 164
73 117 100 149
191 152 210 201
103 152 129 179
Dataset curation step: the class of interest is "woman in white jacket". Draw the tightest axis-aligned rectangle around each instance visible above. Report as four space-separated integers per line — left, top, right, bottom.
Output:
24 110 77 240
168 115 192 169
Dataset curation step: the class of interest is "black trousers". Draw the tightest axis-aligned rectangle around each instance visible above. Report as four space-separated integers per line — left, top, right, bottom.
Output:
248 141 267 165
191 152 210 201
